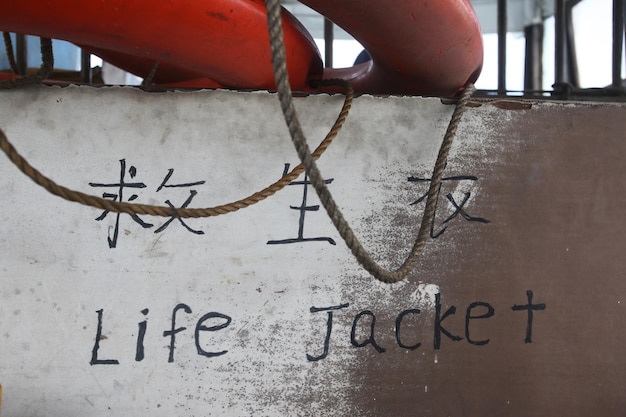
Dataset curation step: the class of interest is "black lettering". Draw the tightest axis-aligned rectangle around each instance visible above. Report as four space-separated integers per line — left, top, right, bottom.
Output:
512 290 546 343
163 303 192 363
351 310 385 353
395 309 422 350
135 308 149 362
90 309 120 365
195 312 232 358
465 302 494 345
434 293 463 349
306 303 349 362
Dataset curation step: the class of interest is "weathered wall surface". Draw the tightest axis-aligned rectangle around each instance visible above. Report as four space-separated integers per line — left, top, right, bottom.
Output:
0 86 625 416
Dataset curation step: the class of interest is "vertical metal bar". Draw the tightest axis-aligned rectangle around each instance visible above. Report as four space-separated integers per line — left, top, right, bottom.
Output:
565 1 580 86
323 18 334 68
555 0 567 85
524 23 543 91
81 49 92 84
613 0 624 87
15 33 27 75
497 0 507 94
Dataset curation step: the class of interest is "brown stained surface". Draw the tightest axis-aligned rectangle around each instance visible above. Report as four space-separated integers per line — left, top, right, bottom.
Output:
338 102 626 416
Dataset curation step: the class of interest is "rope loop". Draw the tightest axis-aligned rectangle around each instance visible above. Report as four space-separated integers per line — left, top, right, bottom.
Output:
0 12 476 284
0 34 354 218
264 0 475 283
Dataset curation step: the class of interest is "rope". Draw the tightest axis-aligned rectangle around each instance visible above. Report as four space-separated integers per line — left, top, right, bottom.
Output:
2 32 19 74
0 12 475 284
0 37 53 88
142 61 160 86
264 0 475 283
0 76 353 217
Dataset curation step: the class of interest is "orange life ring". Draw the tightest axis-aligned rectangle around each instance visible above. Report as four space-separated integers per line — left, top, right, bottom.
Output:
0 0 482 96
306 0 483 96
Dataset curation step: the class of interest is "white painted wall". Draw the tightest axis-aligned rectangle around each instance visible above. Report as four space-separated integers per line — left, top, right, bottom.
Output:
0 86 472 416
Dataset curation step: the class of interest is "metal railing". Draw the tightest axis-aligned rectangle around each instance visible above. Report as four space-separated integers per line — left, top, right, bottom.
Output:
3 0 625 100
485 0 625 100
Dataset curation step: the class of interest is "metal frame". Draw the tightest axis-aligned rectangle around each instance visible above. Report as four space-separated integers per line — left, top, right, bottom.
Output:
480 0 625 100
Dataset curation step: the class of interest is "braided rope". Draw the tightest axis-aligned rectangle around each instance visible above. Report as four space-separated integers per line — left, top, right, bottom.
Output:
0 78 352 217
142 61 160 86
0 31 353 218
2 32 19 74
264 0 475 283
0 13 475 284
0 37 53 88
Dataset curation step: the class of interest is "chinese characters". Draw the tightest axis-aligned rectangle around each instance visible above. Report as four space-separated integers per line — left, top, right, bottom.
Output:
89 160 489 248
408 174 490 238
267 163 337 245
90 159 206 248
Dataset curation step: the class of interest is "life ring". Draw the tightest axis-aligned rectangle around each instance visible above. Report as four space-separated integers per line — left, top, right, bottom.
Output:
306 0 483 96
0 0 482 96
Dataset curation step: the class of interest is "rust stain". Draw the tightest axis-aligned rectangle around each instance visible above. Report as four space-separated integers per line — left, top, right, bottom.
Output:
490 100 533 110
340 102 626 417
440 99 533 110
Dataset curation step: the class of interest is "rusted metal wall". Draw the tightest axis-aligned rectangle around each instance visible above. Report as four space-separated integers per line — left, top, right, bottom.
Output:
0 86 624 416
